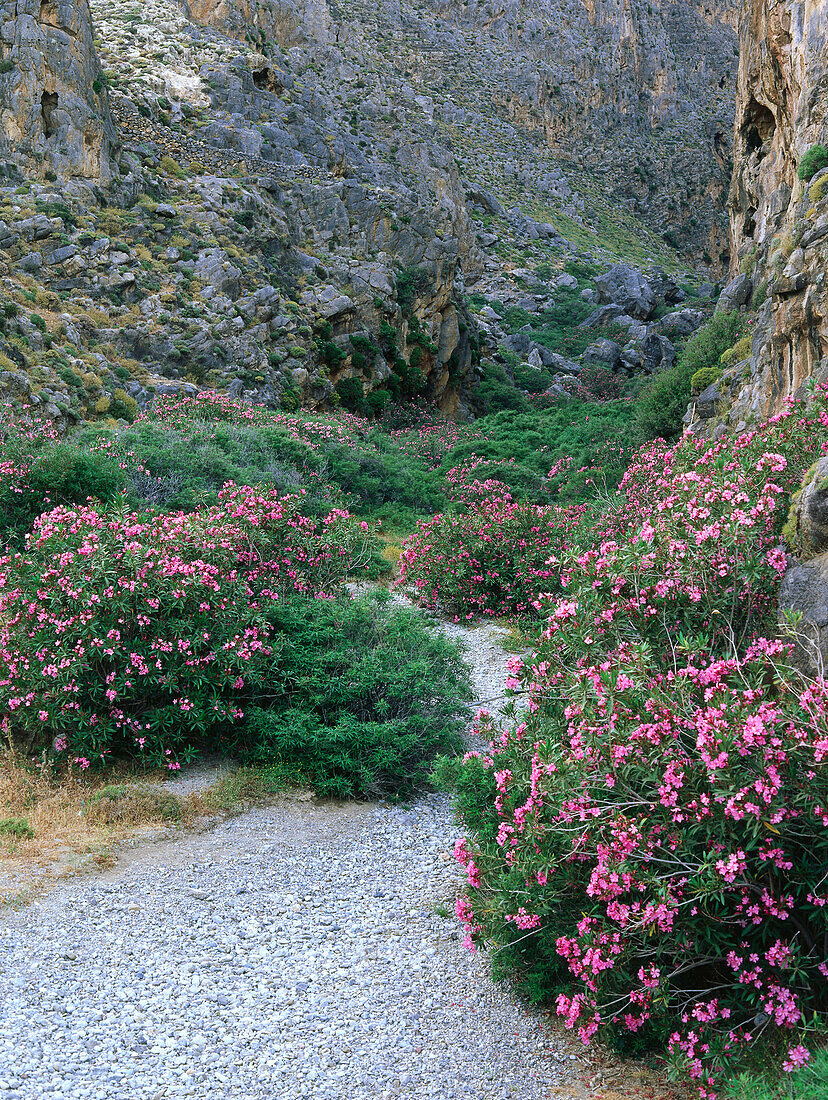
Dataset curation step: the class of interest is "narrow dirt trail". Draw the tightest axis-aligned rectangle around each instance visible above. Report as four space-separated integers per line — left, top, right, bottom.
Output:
0 616 595 1100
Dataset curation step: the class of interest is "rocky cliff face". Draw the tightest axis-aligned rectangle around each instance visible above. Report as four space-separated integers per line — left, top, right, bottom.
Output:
443 0 738 264
705 0 828 433
0 0 737 425
182 0 737 265
0 0 116 180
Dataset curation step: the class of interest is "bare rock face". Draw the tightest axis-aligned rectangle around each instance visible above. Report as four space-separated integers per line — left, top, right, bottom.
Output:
186 0 737 266
779 457 828 676
0 0 116 179
785 457 828 561
714 0 828 432
183 0 313 49
779 553 828 677
451 0 739 264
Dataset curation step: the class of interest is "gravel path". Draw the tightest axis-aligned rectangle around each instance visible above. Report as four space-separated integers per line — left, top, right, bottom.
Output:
0 618 590 1100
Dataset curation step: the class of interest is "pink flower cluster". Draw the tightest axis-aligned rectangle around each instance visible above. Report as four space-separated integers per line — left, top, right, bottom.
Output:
0 483 369 767
447 391 828 1095
397 457 588 618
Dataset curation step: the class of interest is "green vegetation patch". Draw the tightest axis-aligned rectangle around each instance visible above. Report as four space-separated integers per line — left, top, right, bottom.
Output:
235 592 472 799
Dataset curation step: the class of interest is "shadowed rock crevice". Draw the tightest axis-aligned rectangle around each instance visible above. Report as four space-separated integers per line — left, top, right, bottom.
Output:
40 90 58 138
741 97 776 158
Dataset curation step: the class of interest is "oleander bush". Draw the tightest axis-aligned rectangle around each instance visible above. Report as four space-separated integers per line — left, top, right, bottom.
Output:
398 469 590 618
237 592 471 798
0 441 126 543
445 391 828 1096
0 409 126 545
0 486 370 768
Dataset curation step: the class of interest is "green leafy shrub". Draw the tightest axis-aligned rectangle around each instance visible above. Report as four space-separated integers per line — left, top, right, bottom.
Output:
798 145 828 181
636 311 745 440
396 265 431 314
0 817 34 838
236 592 471 798
0 442 126 544
722 1050 828 1099
474 361 532 415
319 340 346 370
364 388 390 418
159 155 186 179
108 388 138 422
96 421 334 513
690 365 722 394
320 441 445 513
721 334 752 366
808 175 828 204
442 403 640 503
334 375 365 414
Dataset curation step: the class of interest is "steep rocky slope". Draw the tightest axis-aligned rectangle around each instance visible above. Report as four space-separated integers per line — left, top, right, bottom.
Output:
187 0 738 262
0 0 736 424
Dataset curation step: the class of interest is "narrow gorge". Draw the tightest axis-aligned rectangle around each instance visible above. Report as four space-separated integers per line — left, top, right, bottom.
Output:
0 1 827 1099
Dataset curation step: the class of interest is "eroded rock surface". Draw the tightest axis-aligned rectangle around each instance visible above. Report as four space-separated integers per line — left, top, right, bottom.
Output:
705 0 828 434
0 0 116 179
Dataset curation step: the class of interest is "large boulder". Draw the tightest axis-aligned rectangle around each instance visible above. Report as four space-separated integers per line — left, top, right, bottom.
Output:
582 338 623 371
657 308 708 337
779 553 828 677
714 273 752 314
788 457 828 560
694 379 723 419
593 264 656 320
578 303 628 330
647 268 685 304
466 185 504 217
640 334 677 374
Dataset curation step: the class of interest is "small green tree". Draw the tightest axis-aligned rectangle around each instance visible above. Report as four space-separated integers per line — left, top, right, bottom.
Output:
798 145 828 181
334 375 365 414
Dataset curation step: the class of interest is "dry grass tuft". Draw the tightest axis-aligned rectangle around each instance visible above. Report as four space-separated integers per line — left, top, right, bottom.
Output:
83 784 189 827
190 764 303 814
380 539 405 565
0 750 302 904
0 747 189 900
496 621 534 654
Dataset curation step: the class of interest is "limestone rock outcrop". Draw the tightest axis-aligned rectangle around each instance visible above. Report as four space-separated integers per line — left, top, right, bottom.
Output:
183 0 309 50
707 0 828 433
0 0 116 179
0 0 742 423
779 553 828 677
472 0 739 263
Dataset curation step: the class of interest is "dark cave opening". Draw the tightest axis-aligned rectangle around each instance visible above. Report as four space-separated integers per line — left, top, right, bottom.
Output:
41 91 58 138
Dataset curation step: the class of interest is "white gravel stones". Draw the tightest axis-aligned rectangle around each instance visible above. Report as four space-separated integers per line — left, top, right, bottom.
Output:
0 619 586 1099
